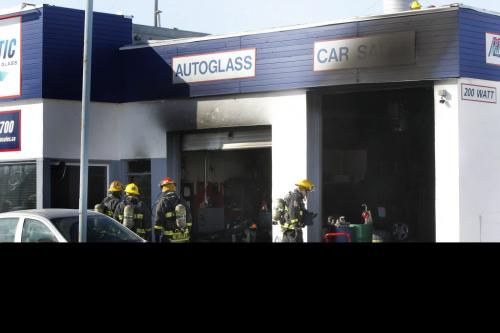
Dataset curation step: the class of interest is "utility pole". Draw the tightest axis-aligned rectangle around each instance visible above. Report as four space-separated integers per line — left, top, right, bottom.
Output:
154 0 159 27
79 0 93 242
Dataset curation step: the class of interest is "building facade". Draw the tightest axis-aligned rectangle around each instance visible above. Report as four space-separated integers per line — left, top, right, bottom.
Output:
1 4 500 242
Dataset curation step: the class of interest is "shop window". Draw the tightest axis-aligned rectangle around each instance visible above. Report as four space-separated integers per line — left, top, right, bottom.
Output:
126 160 151 212
0 163 36 213
51 164 107 209
324 150 367 184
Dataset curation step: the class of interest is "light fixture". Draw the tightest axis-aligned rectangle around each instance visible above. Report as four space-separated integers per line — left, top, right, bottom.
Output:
222 142 272 150
21 2 36 9
438 89 448 104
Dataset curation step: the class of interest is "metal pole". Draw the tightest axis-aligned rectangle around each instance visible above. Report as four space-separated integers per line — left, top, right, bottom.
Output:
79 0 93 242
154 0 158 27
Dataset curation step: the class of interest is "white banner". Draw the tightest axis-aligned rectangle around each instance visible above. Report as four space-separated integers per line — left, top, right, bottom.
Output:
0 16 21 98
486 32 500 66
172 48 256 84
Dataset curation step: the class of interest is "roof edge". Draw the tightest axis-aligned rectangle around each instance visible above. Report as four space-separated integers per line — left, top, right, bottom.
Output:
120 4 460 51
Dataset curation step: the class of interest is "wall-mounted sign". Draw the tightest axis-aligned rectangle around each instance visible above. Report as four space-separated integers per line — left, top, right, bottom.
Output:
314 31 415 72
486 32 500 66
172 48 256 84
0 16 21 99
461 83 497 104
0 110 21 152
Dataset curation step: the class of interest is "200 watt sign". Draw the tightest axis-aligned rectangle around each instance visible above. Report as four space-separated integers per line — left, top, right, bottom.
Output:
0 110 21 152
0 16 22 99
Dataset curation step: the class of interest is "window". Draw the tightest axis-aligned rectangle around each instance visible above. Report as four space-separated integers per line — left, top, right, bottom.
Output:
50 215 143 243
0 163 36 213
21 219 58 243
0 218 19 242
51 164 107 209
126 160 151 213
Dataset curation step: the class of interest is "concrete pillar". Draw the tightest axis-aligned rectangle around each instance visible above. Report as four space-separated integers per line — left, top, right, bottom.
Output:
271 92 308 242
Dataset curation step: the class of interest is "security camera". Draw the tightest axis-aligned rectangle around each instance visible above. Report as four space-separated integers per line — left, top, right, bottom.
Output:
439 97 446 104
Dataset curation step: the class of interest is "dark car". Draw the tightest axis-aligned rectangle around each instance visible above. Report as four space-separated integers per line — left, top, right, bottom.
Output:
0 209 145 243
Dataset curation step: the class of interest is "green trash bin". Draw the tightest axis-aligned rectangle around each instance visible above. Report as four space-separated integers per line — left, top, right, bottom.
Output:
348 223 373 242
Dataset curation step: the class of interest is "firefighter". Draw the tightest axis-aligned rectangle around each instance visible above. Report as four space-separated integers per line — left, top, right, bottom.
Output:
154 177 192 243
410 1 422 10
94 180 123 219
114 183 151 241
281 179 316 243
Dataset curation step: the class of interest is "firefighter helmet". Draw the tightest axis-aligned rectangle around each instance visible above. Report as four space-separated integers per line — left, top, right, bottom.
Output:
125 183 140 196
410 1 421 10
159 177 176 188
295 179 315 191
108 180 123 192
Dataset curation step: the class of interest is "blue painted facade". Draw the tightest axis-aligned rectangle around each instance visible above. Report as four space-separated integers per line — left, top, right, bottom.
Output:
460 8 500 81
42 5 131 102
121 9 461 101
2 5 500 103
0 5 131 103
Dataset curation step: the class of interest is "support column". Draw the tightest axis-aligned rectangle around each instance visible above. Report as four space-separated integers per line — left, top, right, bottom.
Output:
271 92 308 242
307 93 323 242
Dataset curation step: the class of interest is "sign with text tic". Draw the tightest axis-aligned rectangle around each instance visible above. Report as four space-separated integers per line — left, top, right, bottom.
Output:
0 110 21 152
0 16 21 99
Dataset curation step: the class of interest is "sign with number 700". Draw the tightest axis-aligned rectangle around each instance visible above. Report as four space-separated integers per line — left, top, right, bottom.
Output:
0 110 20 152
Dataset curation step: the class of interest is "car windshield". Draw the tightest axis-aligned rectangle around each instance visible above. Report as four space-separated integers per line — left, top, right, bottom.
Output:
50 214 144 243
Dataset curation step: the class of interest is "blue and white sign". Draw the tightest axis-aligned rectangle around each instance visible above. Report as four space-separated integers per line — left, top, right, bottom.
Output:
486 32 500 66
172 48 256 84
0 110 21 152
0 16 21 99
314 31 415 72
461 83 497 104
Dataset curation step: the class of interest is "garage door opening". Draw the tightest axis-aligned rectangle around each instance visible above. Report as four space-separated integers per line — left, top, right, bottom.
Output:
322 87 435 242
179 127 272 242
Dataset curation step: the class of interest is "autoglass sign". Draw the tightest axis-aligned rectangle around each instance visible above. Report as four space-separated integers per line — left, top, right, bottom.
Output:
172 48 256 84
314 31 415 71
0 110 21 152
0 16 21 99
486 32 500 66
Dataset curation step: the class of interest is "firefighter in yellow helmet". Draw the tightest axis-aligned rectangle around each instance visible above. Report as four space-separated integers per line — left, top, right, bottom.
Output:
94 180 123 219
410 1 421 10
280 179 317 243
114 183 151 241
153 177 193 243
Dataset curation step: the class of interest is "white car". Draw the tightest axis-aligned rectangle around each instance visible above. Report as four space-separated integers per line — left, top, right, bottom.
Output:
0 209 146 243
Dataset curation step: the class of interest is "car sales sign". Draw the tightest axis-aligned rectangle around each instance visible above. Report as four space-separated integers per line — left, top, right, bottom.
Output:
314 31 415 71
173 48 256 84
0 110 21 152
0 16 21 99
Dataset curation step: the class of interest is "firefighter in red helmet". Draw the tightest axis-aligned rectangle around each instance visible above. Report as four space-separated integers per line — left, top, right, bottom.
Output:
154 177 193 243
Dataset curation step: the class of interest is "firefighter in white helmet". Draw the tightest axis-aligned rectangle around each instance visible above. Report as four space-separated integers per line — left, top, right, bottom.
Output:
154 177 192 243
114 183 151 241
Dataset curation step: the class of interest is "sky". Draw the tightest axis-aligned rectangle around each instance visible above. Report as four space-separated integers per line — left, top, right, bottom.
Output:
2 0 500 34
